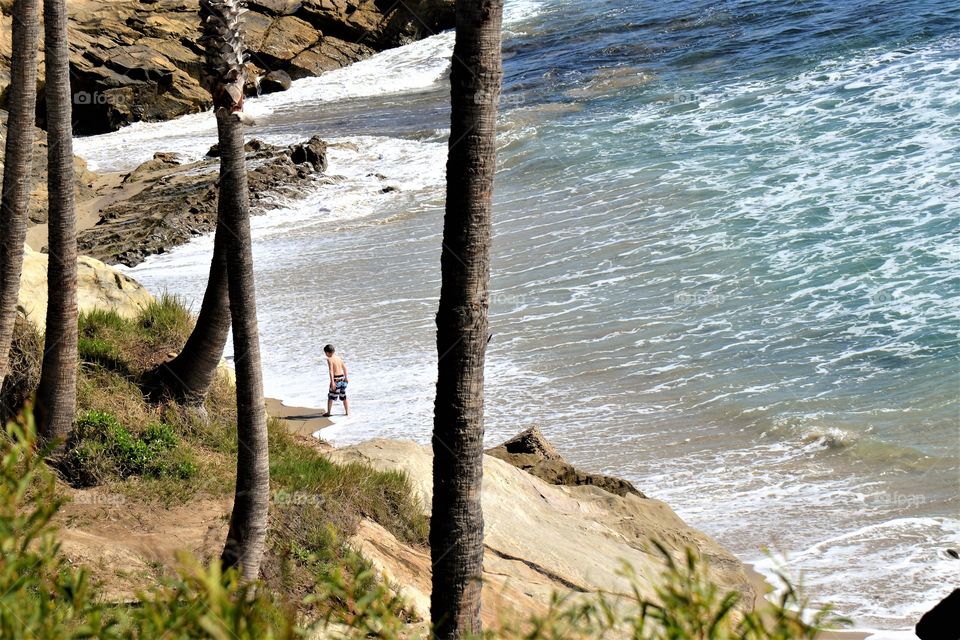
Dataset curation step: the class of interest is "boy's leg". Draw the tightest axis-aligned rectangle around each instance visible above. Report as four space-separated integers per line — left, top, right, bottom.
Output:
326 397 333 417
343 397 349 416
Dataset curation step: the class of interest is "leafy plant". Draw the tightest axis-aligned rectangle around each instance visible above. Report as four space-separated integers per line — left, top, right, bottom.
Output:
61 410 196 486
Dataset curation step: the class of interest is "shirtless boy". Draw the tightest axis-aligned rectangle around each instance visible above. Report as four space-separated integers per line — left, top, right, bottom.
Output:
323 344 349 417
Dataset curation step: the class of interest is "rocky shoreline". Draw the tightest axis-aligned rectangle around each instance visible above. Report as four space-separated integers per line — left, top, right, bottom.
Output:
76 136 331 266
1 0 453 134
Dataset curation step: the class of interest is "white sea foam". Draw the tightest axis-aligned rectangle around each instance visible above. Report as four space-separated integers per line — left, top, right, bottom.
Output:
73 0 544 173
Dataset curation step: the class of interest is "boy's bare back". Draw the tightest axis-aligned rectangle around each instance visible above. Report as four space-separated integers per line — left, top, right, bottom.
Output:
328 354 346 376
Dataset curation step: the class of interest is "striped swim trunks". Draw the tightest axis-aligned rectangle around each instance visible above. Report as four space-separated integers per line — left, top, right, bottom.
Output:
329 374 347 401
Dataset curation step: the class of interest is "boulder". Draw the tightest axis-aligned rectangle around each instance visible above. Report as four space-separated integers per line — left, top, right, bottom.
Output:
17 245 155 333
487 427 646 498
258 15 321 65
288 135 328 172
330 439 758 625
259 69 293 95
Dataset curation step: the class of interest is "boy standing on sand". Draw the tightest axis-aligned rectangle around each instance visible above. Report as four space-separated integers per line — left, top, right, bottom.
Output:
323 344 349 417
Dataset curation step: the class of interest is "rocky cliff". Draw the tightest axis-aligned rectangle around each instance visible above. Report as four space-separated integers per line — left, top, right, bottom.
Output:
331 439 758 628
0 0 454 134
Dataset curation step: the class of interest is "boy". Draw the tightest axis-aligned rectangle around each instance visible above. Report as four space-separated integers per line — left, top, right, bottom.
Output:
323 344 349 417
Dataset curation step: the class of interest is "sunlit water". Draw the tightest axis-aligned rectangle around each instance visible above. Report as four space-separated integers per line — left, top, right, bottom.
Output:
74 0 960 633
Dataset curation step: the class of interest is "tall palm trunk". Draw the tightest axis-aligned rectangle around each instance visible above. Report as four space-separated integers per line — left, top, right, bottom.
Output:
430 1 504 638
0 0 42 389
199 0 270 581
152 222 230 407
35 0 78 443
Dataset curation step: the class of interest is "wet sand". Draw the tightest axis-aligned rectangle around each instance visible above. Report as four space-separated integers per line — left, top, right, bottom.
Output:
265 397 334 439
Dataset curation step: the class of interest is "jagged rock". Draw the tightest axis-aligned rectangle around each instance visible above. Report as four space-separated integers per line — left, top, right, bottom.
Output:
331 439 757 625
79 136 329 266
487 427 646 498
0 0 455 134
17 245 155 333
289 135 327 172
123 152 182 182
248 0 303 16
260 69 292 94
258 15 320 65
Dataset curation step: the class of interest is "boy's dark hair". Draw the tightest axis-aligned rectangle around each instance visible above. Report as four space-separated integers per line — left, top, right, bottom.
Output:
324 344 335 354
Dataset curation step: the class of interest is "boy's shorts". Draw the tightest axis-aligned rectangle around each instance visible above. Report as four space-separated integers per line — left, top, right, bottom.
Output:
329 376 347 401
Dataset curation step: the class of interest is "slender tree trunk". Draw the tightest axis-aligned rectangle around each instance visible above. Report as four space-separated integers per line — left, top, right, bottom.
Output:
430 1 504 638
35 0 78 443
0 0 41 389
151 219 230 407
217 109 270 581
199 0 270 581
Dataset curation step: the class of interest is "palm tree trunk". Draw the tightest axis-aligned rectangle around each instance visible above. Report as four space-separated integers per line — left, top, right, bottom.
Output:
430 1 504 638
35 0 78 444
0 0 41 390
216 108 270 581
151 218 230 407
199 0 270 581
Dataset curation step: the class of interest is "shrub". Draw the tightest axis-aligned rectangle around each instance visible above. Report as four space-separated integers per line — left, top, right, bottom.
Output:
0 411 116 639
61 410 197 486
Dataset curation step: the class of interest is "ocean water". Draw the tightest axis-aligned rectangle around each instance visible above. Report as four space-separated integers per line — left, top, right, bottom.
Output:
73 0 960 634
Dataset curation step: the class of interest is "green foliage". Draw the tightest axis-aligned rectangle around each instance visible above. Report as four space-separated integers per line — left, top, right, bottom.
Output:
129 557 300 640
0 412 116 639
61 410 197 486
265 420 428 621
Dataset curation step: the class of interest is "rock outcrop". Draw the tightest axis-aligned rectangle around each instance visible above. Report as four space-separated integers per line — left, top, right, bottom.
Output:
77 136 329 266
17 245 155 332
487 426 645 498
0 0 455 134
330 439 758 626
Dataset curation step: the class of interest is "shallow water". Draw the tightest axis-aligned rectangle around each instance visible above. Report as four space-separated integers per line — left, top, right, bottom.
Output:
75 0 960 633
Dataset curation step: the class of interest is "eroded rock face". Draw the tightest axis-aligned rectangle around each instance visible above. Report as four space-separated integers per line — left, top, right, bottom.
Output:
487 426 646 498
330 439 758 625
17 245 155 333
0 0 454 134
77 136 330 266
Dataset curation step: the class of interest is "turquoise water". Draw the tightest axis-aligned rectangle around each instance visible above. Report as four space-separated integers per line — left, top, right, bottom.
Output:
75 0 960 633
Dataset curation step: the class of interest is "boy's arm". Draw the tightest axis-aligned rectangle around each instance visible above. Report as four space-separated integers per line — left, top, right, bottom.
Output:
343 361 349 383
327 358 335 388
